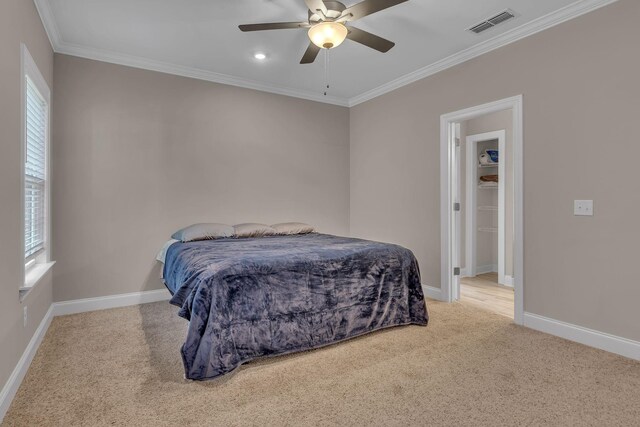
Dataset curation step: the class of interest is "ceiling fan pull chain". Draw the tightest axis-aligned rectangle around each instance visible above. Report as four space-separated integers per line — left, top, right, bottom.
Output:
324 49 330 96
323 49 327 95
327 49 330 90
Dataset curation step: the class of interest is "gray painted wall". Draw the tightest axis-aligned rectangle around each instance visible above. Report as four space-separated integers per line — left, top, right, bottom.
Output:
52 54 351 302
0 0 54 398
350 0 640 341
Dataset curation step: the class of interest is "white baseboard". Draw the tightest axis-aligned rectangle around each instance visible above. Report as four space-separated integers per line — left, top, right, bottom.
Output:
476 264 498 275
422 284 444 301
460 265 498 277
460 268 512 287
523 312 640 361
0 305 54 422
502 275 514 287
52 288 172 316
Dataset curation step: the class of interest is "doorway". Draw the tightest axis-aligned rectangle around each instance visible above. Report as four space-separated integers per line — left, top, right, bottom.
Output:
461 126 513 318
440 96 523 324
465 130 507 285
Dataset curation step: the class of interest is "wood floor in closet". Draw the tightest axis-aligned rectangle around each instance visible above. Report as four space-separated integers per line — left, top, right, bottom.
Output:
460 272 514 318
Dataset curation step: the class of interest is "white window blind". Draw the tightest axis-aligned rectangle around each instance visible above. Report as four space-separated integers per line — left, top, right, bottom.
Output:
25 76 47 260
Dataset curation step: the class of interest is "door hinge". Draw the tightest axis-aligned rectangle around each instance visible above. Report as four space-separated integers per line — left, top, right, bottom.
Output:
455 137 461 147
453 202 461 212
454 267 461 276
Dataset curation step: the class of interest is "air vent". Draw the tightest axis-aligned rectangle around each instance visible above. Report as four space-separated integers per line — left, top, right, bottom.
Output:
469 22 494 34
468 9 516 34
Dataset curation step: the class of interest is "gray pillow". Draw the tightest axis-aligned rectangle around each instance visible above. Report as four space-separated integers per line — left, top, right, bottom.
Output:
171 223 234 242
271 222 316 235
233 223 276 238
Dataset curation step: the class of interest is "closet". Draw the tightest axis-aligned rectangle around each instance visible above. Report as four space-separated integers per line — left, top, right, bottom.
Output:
465 130 506 284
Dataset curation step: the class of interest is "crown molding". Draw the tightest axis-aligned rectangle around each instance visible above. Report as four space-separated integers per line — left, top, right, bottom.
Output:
55 42 350 106
35 0 618 108
33 0 62 49
347 0 619 106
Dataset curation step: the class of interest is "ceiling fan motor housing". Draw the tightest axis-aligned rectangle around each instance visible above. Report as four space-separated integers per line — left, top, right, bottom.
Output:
308 1 347 23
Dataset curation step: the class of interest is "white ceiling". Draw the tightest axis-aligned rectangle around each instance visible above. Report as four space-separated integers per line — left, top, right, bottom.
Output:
36 0 613 105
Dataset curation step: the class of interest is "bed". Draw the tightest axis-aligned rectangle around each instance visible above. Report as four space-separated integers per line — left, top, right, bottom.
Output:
162 233 428 380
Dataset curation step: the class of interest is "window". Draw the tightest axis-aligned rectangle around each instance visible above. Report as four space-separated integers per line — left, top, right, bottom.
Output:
25 77 47 261
21 44 52 290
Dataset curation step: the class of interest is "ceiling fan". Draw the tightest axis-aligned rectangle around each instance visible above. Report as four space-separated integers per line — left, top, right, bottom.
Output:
239 0 408 64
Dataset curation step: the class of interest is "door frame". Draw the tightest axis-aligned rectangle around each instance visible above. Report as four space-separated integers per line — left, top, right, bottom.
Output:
465 130 506 284
440 95 524 324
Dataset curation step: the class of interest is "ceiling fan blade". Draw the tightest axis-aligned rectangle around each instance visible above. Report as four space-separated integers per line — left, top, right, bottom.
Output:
305 0 328 15
239 22 310 32
300 42 321 64
346 26 395 52
342 0 408 21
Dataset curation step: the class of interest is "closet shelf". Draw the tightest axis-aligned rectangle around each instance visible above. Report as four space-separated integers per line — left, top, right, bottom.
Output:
478 163 499 168
478 206 498 211
478 185 498 190
478 227 498 233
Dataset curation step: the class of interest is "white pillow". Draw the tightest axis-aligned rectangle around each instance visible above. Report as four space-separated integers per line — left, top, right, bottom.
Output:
171 223 234 242
156 239 180 263
234 223 276 238
271 222 316 235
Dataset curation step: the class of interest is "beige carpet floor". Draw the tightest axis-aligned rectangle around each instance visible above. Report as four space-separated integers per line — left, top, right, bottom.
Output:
3 300 640 426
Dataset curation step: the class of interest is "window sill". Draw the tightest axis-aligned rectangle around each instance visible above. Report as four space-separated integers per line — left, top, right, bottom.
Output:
20 261 55 302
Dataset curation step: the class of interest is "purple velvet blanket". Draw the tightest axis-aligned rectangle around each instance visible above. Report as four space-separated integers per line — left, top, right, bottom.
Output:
163 233 428 380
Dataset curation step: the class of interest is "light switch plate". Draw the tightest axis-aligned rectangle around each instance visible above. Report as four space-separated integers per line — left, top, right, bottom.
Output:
574 200 593 216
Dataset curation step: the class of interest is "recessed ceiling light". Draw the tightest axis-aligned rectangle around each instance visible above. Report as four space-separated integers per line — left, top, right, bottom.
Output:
254 53 266 60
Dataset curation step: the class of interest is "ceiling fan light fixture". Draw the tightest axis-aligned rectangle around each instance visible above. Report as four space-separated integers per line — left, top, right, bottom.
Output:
308 22 348 49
